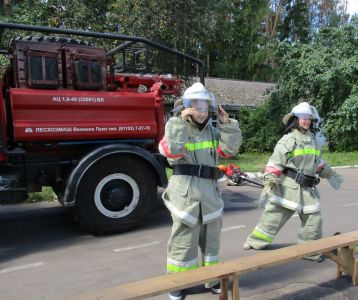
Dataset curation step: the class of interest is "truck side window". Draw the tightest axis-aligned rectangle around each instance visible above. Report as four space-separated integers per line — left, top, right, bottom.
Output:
73 58 103 90
75 59 101 83
27 53 59 89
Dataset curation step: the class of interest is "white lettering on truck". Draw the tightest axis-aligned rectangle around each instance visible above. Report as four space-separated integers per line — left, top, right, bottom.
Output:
35 127 72 132
52 96 105 103
28 125 151 134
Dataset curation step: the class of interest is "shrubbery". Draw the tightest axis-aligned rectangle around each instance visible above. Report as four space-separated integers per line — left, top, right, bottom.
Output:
325 92 358 151
239 24 358 152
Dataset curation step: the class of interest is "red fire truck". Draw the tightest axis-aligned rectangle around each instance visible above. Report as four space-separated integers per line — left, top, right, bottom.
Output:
0 23 205 234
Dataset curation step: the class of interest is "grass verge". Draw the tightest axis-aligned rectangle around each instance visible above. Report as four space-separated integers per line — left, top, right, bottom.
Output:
222 150 358 172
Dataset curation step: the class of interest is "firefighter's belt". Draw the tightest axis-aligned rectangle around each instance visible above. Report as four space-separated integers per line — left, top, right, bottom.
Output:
284 168 320 187
173 164 222 179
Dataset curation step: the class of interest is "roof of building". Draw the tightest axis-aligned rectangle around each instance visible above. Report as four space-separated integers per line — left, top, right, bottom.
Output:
204 77 276 107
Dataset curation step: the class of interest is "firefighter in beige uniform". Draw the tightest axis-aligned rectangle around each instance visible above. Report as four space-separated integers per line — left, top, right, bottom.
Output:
243 102 343 261
159 82 241 300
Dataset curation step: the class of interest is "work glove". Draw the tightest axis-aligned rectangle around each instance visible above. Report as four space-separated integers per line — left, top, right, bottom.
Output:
327 171 344 190
258 173 278 208
263 173 279 187
318 165 333 179
218 173 229 190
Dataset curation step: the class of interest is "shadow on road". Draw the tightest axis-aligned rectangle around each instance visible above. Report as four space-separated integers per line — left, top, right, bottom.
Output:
240 277 355 300
0 204 86 265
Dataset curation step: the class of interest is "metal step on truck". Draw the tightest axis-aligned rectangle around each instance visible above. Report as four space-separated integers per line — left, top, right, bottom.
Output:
0 23 205 235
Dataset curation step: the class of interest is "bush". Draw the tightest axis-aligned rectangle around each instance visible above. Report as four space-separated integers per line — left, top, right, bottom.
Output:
241 25 358 152
324 92 358 151
238 100 284 152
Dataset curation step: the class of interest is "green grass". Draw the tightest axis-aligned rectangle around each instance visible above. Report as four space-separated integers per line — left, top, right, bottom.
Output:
220 152 269 172
26 151 358 203
320 150 358 167
26 186 57 203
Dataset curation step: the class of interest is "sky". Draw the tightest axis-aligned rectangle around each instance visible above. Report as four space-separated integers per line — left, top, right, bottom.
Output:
347 0 358 16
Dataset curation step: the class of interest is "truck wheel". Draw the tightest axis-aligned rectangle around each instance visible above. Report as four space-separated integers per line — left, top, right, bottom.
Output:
73 155 156 235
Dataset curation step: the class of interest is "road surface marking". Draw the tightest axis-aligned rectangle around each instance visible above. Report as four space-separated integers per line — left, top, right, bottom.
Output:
0 262 44 274
113 241 160 252
341 203 358 207
292 214 299 217
222 225 246 232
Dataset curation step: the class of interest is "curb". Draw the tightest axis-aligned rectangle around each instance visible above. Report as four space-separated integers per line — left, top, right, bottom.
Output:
332 165 358 169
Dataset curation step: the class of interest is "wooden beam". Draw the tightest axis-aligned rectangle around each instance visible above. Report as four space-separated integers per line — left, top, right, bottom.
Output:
322 251 341 265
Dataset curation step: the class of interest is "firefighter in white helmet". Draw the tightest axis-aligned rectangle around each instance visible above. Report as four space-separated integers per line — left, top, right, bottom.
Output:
243 102 343 262
159 82 242 300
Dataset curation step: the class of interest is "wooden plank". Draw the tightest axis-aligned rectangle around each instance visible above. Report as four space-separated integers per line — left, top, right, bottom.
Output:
67 230 358 300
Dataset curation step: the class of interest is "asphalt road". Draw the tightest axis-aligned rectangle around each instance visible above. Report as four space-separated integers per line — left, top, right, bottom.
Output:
0 168 357 300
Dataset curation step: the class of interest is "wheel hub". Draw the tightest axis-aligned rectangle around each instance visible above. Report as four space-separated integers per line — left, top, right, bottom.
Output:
94 173 140 218
101 180 133 210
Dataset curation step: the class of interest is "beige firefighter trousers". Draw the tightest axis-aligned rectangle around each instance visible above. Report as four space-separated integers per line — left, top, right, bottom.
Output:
245 201 323 249
167 212 222 288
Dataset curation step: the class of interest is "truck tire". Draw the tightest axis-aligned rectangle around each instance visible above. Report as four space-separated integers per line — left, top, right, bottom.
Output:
73 154 156 235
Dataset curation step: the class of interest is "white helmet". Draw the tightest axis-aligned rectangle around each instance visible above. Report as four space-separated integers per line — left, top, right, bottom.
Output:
182 82 217 112
292 102 319 119
283 102 320 125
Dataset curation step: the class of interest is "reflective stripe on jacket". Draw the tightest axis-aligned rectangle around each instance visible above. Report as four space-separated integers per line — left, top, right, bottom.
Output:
159 117 242 227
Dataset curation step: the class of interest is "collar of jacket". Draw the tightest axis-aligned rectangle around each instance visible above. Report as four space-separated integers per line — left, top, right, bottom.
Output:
189 117 210 130
293 128 313 142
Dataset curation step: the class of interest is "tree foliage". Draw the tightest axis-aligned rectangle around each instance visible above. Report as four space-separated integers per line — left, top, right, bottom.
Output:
240 24 358 152
278 0 310 43
106 0 217 78
1 0 353 82
209 0 273 81
325 92 358 151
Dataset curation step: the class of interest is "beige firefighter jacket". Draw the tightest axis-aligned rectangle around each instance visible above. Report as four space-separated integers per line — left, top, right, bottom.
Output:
159 117 241 227
266 128 327 214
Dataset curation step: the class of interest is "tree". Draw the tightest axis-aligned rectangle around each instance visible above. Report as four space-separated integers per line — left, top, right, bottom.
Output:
309 0 350 29
278 0 310 43
240 24 358 152
0 0 353 84
210 0 272 81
